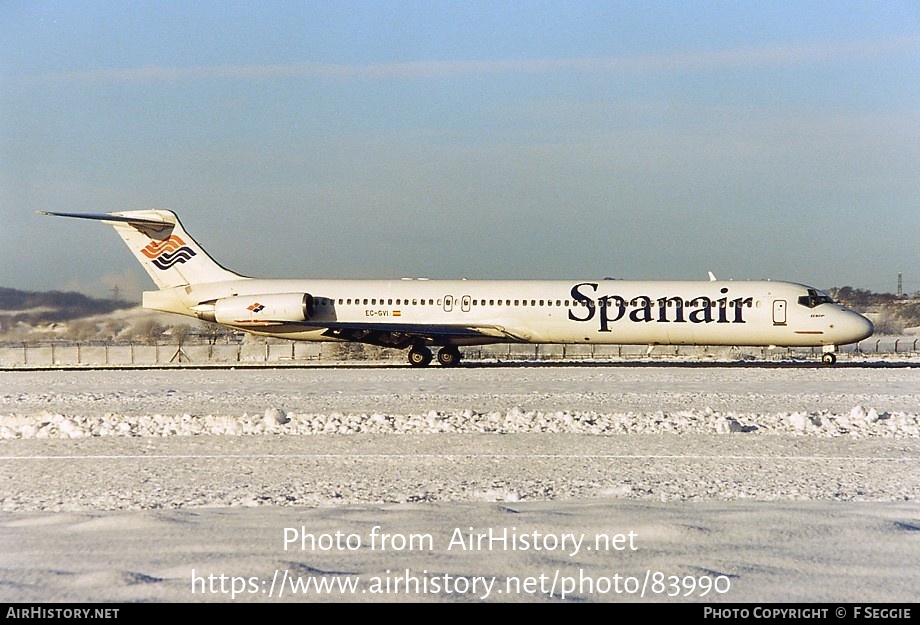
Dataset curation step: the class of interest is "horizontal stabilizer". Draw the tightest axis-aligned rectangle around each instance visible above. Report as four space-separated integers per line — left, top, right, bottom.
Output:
37 211 174 227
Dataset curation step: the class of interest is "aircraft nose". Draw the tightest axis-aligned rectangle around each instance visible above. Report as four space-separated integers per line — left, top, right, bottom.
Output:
838 311 874 344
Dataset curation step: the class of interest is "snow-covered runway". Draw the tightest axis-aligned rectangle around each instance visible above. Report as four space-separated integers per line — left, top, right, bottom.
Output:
0 364 917 602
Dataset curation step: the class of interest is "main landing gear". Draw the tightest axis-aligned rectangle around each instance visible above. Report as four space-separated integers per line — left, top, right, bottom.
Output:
407 345 432 367
436 346 462 367
407 345 462 367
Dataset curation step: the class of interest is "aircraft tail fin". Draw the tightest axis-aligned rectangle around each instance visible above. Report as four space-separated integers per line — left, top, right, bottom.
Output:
39 210 246 289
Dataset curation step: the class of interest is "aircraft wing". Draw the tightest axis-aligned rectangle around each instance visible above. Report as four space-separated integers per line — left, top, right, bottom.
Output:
297 321 531 349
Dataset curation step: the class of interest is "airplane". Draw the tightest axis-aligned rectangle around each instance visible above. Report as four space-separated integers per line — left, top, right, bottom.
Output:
39 209 874 367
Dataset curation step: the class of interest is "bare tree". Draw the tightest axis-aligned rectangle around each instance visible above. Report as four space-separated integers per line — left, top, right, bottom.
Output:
131 319 165 345
169 324 191 346
65 320 98 342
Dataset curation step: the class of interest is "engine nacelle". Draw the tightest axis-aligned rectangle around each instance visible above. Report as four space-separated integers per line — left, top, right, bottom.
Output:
198 293 314 326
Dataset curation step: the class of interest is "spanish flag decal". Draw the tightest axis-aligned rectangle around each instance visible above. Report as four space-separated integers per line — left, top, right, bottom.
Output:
393 310 402 317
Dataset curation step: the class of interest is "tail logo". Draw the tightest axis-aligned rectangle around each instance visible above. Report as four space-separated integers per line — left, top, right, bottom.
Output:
141 235 197 270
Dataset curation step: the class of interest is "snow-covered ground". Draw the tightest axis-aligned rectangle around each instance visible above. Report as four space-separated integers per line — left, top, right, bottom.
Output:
0 364 918 603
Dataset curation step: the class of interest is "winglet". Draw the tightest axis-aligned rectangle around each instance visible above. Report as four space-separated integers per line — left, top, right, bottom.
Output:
708 271 717 281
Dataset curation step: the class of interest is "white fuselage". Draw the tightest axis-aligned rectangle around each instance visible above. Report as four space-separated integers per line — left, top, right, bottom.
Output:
144 277 874 349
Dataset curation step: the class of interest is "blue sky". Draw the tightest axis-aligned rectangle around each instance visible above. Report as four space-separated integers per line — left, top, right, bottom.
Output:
2 1 919 300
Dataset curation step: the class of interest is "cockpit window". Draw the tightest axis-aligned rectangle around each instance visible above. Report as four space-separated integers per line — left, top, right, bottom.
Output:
797 289 835 308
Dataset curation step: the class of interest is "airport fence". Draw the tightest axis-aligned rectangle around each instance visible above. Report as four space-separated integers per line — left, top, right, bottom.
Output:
0 336 917 368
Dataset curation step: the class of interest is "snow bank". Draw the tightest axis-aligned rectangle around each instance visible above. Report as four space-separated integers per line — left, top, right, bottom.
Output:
2 405 917 439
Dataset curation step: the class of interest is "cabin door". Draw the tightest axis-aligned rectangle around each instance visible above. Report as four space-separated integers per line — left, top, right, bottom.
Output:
772 300 787 325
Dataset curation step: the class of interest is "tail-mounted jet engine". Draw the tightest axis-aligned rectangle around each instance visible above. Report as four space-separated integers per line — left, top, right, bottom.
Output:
195 293 314 326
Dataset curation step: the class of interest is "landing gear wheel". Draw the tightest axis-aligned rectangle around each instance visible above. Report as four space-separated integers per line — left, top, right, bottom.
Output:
821 352 837 365
436 346 462 367
408 346 433 367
